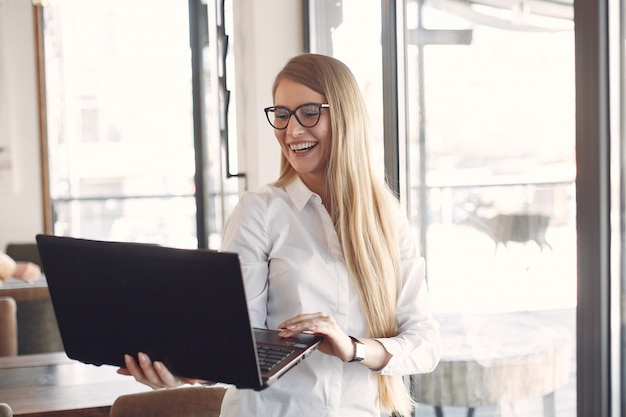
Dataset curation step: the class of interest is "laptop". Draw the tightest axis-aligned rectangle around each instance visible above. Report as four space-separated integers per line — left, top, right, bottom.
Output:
35 234 322 390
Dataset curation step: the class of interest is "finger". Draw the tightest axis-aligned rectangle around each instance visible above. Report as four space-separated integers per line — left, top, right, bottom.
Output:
181 377 199 385
124 354 153 386
154 361 183 388
279 314 332 337
279 312 328 329
137 352 167 386
124 354 143 378
127 353 160 388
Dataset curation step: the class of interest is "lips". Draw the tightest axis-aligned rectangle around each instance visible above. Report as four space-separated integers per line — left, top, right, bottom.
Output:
289 142 318 153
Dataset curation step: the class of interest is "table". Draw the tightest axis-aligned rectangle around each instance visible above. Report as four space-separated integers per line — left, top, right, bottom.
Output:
0 352 151 417
0 275 49 302
411 310 574 417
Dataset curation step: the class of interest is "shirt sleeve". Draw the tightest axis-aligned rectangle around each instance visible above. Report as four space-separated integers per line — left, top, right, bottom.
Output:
374 225 442 376
221 192 271 329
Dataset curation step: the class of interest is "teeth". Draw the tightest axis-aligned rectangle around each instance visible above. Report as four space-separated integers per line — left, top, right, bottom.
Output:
290 142 317 152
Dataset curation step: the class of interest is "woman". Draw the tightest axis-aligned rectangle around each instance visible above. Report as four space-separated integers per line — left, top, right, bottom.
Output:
122 53 441 417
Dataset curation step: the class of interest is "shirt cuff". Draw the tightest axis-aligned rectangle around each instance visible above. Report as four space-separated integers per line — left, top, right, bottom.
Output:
373 335 442 376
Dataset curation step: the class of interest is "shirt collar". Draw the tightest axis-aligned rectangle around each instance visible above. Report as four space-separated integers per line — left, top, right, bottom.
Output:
284 176 319 212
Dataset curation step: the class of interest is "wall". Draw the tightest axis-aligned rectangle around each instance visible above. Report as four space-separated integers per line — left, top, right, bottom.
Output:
0 0 43 251
0 0 303 250
232 0 303 191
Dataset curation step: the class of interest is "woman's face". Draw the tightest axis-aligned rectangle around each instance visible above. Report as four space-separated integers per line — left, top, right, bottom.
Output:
272 78 331 188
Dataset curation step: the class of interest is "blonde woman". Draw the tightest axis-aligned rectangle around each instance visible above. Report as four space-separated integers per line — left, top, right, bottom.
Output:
123 53 441 417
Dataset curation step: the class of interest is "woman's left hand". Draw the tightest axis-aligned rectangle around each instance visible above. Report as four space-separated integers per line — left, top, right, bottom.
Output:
278 312 355 362
117 352 197 389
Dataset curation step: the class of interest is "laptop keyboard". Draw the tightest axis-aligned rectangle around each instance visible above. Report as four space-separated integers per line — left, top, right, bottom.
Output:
257 345 294 373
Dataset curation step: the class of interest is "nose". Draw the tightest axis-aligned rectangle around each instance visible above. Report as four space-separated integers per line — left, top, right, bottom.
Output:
285 113 305 136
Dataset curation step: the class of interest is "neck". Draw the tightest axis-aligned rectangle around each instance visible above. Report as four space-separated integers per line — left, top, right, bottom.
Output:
299 174 326 199
299 174 331 212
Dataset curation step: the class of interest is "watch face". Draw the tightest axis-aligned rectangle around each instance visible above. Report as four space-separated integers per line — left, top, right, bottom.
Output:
354 342 366 361
349 336 365 362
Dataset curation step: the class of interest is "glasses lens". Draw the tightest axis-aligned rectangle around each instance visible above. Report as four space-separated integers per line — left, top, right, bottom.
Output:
268 107 290 129
295 104 322 128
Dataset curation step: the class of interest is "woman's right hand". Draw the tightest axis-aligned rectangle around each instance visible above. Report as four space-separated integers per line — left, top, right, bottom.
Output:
117 352 197 389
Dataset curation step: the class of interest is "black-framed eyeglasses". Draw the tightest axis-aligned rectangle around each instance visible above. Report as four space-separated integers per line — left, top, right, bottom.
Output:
264 103 330 130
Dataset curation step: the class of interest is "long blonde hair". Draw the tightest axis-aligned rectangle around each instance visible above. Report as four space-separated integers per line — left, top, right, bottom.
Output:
272 53 414 416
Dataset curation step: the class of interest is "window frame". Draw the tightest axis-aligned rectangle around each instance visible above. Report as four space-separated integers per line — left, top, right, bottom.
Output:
574 0 616 415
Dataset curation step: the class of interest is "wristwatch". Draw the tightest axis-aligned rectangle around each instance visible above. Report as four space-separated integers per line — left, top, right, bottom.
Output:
348 336 365 362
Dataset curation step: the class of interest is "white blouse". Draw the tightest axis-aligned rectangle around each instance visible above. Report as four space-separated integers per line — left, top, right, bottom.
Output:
218 177 441 417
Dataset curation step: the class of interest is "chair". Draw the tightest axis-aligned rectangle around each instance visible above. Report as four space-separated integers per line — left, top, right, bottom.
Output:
110 386 226 417
0 284 63 354
2 242 63 354
0 403 12 417
0 296 17 356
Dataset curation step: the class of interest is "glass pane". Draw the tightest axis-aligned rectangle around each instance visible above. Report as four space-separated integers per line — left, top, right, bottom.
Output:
306 0 385 178
307 1 577 416
42 0 198 247
407 1 576 416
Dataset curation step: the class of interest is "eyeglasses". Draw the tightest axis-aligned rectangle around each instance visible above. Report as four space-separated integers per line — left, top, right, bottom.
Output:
264 103 330 130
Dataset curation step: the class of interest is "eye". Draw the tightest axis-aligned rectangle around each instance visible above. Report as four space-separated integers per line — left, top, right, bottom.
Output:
299 105 321 119
273 107 290 120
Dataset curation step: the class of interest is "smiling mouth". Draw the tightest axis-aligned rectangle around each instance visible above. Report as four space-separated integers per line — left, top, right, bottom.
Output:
289 142 318 153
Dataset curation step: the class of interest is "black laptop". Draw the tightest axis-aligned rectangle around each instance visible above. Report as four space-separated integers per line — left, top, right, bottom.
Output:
35 234 322 390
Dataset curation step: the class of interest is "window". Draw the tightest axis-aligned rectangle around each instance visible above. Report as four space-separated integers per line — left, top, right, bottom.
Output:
307 0 577 415
38 0 238 249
